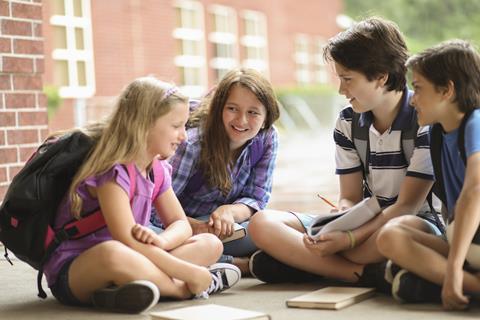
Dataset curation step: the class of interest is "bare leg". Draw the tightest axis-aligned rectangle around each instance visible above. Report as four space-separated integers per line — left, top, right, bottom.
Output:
69 240 196 302
344 214 435 264
168 233 222 266
249 210 363 282
377 216 480 292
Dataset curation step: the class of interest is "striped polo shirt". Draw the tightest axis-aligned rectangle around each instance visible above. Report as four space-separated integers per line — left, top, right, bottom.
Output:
333 93 434 209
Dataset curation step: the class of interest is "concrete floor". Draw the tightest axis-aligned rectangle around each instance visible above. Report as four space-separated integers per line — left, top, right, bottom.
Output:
1 129 479 319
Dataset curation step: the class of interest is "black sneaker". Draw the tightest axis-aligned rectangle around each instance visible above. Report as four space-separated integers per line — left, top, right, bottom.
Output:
199 263 241 298
248 250 322 283
91 280 159 314
355 261 392 294
392 269 441 303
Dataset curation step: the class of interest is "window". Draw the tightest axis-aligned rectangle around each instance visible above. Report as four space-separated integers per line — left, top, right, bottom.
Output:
209 5 238 82
294 34 311 85
173 0 207 97
50 0 95 98
313 38 328 84
240 10 268 73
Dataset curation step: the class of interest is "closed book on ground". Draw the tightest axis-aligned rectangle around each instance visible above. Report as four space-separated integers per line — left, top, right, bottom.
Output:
150 304 270 320
286 287 375 310
222 223 246 243
307 196 381 240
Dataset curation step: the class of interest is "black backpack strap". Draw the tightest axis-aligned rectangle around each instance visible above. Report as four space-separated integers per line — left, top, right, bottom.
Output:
351 112 370 175
457 110 474 164
430 124 447 207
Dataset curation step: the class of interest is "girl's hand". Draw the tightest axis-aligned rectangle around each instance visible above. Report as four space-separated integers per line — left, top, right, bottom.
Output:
442 267 469 310
131 224 167 249
302 231 350 256
190 219 213 235
209 207 235 239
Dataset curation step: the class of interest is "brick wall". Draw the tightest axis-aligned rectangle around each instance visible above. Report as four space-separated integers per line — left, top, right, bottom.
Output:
0 0 47 202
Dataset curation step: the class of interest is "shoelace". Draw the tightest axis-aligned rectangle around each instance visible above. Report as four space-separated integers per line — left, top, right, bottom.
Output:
194 270 225 300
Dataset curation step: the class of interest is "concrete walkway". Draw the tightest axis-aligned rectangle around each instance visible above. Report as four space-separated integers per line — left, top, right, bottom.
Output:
0 129 478 319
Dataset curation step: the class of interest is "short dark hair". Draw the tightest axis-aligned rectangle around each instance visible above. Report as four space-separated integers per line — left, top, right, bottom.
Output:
406 39 480 113
324 17 408 92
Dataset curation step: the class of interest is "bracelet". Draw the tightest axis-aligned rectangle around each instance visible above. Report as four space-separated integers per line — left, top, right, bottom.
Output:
346 230 356 249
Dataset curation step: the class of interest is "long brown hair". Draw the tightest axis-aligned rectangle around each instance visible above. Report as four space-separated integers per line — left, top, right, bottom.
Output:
190 68 280 194
68 77 187 218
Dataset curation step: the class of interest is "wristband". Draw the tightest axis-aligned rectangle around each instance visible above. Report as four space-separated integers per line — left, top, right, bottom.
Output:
346 230 356 249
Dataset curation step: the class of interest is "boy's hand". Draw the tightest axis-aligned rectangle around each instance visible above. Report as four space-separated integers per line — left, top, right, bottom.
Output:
302 231 350 256
442 267 469 310
189 219 212 235
131 223 167 249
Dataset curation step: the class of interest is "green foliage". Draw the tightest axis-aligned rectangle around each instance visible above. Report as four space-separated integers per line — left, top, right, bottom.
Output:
43 85 62 118
344 0 480 52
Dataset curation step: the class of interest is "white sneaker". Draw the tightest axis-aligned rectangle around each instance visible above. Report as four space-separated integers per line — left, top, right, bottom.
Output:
91 280 159 314
197 263 241 298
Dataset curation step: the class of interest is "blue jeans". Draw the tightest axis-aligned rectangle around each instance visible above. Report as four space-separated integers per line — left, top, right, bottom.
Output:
149 215 257 263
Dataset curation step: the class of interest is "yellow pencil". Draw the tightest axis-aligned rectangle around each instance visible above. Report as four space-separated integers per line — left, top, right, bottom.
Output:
317 194 338 209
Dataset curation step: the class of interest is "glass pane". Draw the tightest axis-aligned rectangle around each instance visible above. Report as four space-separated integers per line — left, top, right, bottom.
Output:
73 0 83 17
52 0 65 15
54 60 69 86
77 61 87 86
53 26 67 49
75 28 84 50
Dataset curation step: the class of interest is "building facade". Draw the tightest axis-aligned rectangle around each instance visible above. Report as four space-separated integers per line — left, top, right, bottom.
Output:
42 0 342 131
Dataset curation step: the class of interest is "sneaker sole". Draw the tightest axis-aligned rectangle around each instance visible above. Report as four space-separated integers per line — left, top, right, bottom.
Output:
92 280 159 314
391 269 408 303
248 250 262 279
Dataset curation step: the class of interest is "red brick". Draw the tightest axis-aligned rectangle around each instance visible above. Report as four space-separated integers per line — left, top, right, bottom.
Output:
35 58 44 73
12 2 42 20
0 167 6 183
0 94 3 109
0 112 15 126
0 74 11 90
0 147 18 163
8 164 24 180
0 185 7 201
3 56 34 73
14 39 43 55
2 19 32 37
7 129 38 144
5 93 35 108
37 93 47 108
19 111 47 126
0 1 9 16
0 131 5 145
34 22 42 37
19 146 38 162
0 37 11 53
13 74 42 90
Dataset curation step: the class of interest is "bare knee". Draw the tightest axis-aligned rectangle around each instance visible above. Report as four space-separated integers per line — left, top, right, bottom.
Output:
94 240 139 276
192 233 223 263
248 210 276 245
376 219 413 258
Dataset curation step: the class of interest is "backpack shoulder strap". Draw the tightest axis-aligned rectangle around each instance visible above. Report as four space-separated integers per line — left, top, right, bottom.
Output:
430 123 447 206
457 110 474 164
400 117 418 165
351 111 370 174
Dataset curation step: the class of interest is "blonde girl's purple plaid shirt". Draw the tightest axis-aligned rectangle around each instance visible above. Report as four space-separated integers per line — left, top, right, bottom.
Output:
169 126 278 218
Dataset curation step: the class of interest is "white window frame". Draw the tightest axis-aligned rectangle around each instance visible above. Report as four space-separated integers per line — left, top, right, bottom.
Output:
313 37 328 84
50 0 95 98
173 0 207 97
240 10 269 74
208 5 238 81
294 34 311 85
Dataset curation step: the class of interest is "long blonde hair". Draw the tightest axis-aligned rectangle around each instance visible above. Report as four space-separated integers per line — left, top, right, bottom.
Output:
68 77 188 218
190 68 280 194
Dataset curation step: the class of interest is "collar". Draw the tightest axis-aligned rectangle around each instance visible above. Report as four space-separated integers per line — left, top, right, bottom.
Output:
357 88 415 131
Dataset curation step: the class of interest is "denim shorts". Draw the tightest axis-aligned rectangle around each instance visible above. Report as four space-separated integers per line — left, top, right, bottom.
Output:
50 258 89 307
290 210 445 237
